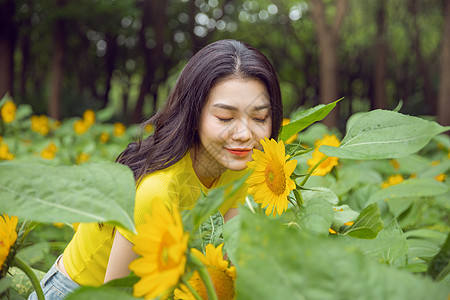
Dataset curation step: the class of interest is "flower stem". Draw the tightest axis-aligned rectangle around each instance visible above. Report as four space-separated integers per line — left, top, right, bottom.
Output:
181 277 204 300
190 255 218 300
13 256 45 300
300 155 329 187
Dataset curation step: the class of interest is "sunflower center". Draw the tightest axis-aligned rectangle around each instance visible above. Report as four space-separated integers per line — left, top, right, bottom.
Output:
264 161 286 195
195 267 235 300
157 232 177 271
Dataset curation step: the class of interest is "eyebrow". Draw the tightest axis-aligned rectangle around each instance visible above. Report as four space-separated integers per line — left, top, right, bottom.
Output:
212 103 271 111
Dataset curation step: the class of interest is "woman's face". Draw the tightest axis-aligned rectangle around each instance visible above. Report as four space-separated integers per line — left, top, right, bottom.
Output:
197 77 272 175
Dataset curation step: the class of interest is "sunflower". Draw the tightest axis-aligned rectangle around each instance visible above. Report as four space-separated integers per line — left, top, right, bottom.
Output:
73 119 88 135
129 201 189 299
83 109 95 127
381 174 404 188
0 214 19 272
1 100 16 124
282 118 298 144
174 243 236 300
31 115 50 135
307 134 340 176
246 138 297 216
113 122 126 137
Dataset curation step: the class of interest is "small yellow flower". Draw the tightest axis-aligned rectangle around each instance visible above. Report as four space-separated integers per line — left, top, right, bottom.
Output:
246 138 297 216
1 100 17 124
76 153 90 164
307 135 340 176
282 118 298 144
73 119 89 135
431 160 440 167
130 202 189 299
113 122 126 137
144 124 154 133
31 115 50 135
435 173 446 182
99 132 110 144
343 221 354 226
174 243 236 300
50 120 61 130
53 222 65 228
41 142 58 160
72 223 80 232
83 109 95 127
389 159 400 170
0 142 14 160
0 214 19 272
381 174 404 189
329 228 337 234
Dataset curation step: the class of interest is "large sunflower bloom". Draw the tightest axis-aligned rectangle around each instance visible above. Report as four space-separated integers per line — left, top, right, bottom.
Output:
246 138 297 216
307 134 340 176
174 243 236 300
129 202 189 299
0 214 19 272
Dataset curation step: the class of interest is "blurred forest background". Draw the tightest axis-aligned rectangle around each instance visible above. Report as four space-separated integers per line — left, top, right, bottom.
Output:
0 0 449 130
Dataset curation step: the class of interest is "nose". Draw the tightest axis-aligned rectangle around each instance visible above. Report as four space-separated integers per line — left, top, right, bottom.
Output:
230 119 252 142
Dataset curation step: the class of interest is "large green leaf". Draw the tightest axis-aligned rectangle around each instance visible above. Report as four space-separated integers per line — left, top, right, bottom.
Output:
235 209 448 300
368 178 448 204
0 162 136 233
341 203 384 239
320 110 450 159
65 286 138 300
298 198 333 236
279 99 341 142
338 219 408 265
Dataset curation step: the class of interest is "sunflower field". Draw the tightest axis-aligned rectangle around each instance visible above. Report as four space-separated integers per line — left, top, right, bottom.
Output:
1 94 449 300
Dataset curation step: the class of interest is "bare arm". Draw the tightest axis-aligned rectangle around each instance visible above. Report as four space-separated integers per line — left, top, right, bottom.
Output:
223 207 239 223
104 230 138 283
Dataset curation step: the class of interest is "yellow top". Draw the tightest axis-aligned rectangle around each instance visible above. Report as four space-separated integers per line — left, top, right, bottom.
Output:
63 151 248 286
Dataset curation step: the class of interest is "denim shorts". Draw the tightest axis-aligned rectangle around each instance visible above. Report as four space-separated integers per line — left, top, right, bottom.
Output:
27 255 80 300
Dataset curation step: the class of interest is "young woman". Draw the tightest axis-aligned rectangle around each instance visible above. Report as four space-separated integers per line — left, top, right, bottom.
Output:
28 39 283 299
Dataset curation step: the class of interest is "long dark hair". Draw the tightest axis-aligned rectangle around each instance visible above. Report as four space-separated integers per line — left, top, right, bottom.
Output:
116 39 283 181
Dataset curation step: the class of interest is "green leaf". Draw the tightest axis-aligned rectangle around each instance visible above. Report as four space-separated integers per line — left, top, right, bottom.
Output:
338 219 408 265
331 204 360 228
16 243 50 267
0 162 136 233
0 277 13 294
200 211 224 250
368 178 448 204
65 286 138 300
223 214 241 264
342 203 384 239
279 99 341 142
427 232 450 281
235 209 448 300
190 173 248 232
298 198 333 236
7 267 45 298
320 110 450 159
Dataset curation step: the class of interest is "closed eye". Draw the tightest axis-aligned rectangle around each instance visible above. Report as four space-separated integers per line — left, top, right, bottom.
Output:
217 117 232 123
253 117 268 123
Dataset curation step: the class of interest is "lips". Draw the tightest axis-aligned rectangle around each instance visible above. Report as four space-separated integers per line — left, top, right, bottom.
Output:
225 148 252 157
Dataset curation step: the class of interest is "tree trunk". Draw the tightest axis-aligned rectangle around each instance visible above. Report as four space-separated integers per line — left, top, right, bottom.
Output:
0 0 17 99
373 0 387 110
310 0 348 128
409 0 437 115
437 0 450 126
102 33 118 109
48 0 67 120
133 0 166 123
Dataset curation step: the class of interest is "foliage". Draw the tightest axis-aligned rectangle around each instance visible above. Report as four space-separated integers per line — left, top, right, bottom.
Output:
0 96 449 299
